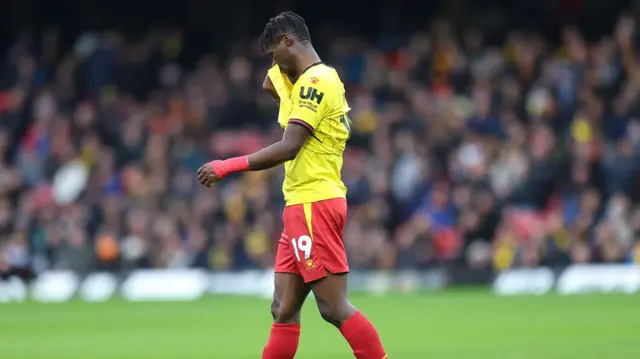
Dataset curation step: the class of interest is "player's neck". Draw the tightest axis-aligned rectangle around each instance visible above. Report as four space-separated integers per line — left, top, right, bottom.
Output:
293 47 321 77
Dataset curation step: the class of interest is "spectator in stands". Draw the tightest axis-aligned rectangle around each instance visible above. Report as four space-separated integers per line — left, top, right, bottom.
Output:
1 13 640 281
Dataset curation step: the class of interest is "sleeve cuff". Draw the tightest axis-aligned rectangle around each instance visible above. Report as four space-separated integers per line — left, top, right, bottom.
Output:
288 119 314 133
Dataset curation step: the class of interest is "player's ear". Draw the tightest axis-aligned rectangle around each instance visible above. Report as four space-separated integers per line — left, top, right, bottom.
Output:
282 34 293 47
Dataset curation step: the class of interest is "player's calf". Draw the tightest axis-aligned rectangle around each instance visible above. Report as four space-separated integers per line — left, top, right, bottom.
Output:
311 272 388 359
261 322 300 359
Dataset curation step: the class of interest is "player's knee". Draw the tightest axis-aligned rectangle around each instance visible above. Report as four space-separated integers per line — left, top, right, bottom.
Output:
270 299 280 320
316 297 354 328
273 302 301 324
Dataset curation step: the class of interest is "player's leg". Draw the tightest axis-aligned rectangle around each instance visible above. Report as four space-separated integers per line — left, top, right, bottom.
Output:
309 272 354 326
300 198 387 359
271 272 310 323
262 228 310 359
310 273 387 359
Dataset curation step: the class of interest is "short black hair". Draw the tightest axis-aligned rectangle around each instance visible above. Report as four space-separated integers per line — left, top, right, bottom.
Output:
260 12 311 51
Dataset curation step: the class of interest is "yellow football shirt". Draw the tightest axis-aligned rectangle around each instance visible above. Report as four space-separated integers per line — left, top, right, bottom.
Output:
275 63 352 205
267 64 294 124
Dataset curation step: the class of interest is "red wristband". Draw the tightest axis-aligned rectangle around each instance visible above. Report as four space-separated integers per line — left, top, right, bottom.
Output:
209 156 250 179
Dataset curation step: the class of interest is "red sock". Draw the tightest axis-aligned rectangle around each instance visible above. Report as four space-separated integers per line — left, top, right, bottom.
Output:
261 323 300 359
339 311 388 359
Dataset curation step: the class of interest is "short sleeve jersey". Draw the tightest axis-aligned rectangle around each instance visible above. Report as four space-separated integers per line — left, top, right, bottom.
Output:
278 63 352 206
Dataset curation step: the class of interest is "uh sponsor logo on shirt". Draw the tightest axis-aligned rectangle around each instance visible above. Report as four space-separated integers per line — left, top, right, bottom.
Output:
298 83 324 112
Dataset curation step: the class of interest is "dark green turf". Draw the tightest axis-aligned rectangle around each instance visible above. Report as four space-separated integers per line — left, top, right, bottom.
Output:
1 292 638 358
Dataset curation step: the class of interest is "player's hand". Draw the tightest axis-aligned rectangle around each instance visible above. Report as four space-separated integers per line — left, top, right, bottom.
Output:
197 162 222 188
263 74 280 101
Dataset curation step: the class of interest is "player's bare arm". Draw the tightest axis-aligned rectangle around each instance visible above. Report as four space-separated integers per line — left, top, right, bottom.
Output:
197 123 309 187
247 123 310 170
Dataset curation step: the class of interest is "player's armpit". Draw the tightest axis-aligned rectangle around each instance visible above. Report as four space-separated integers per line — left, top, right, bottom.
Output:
247 123 310 171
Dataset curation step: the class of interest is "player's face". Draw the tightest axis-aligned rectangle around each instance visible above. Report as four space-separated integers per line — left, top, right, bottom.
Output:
266 36 295 75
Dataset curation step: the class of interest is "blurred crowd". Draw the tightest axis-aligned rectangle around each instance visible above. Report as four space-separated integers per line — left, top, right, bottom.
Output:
2 13 640 280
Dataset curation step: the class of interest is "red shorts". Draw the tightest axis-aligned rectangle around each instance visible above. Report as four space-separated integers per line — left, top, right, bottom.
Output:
275 198 349 283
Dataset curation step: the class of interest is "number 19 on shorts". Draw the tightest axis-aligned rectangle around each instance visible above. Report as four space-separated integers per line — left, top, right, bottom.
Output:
292 235 312 261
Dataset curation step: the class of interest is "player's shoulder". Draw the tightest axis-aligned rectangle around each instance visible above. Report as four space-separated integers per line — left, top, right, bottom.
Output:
306 63 337 78
300 63 342 88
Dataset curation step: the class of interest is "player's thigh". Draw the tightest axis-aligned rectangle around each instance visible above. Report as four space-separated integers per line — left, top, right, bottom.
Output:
285 198 350 284
309 271 348 303
272 272 310 323
273 232 310 323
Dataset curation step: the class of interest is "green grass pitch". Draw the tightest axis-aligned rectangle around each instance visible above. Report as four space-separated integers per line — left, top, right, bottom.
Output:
0 291 638 358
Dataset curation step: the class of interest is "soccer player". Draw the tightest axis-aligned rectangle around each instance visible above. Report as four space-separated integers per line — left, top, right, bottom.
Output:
197 12 388 359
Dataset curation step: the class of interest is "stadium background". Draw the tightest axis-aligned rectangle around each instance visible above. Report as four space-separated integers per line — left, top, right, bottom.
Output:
1 0 640 358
